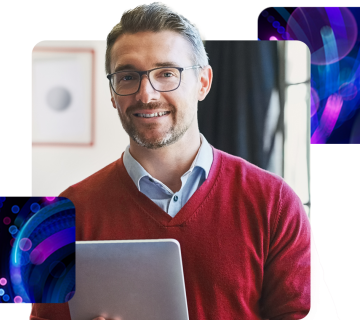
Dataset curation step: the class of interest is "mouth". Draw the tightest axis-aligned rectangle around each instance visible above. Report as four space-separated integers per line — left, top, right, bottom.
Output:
133 111 171 118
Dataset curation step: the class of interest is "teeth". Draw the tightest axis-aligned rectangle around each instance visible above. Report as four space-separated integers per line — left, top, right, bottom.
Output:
136 111 168 118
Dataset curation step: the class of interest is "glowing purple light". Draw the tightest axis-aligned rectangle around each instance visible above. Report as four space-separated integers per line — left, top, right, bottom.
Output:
30 227 75 265
14 296 23 303
3 217 11 225
65 291 76 302
29 249 44 265
339 82 358 101
286 7 358 65
46 197 56 201
19 238 32 251
269 36 278 41
311 94 343 143
282 32 290 40
10 238 15 247
313 94 343 140
311 87 320 117
0 278 7 286
11 273 22 285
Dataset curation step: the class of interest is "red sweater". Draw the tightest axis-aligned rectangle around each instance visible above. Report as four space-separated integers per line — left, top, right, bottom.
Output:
31 148 310 320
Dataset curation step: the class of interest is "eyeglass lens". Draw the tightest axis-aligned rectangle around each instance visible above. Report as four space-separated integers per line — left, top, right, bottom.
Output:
111 67 181 95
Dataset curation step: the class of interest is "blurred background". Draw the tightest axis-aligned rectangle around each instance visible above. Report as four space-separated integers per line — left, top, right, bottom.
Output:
32 40 310 216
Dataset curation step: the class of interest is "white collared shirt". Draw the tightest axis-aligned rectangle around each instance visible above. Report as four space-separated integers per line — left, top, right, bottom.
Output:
123 134 213 217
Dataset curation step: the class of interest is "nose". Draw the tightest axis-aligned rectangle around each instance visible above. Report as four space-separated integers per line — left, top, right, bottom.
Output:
135 75 160 103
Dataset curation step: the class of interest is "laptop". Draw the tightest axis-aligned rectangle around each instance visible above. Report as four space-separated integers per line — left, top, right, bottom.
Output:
68 239 189 320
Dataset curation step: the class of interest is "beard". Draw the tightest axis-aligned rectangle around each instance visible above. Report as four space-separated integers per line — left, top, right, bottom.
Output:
117 101 194 149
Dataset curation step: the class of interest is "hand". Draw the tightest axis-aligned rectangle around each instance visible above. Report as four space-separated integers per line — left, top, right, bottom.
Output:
92 318 106 320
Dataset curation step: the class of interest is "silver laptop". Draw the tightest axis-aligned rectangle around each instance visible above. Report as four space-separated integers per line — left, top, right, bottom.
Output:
69 239 189 320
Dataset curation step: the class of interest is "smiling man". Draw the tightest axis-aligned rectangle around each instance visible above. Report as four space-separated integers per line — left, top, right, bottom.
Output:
108 29 212 195
30 3 310 320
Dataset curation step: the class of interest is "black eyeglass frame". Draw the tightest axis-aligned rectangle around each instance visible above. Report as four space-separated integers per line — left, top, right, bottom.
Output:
106 65 202 96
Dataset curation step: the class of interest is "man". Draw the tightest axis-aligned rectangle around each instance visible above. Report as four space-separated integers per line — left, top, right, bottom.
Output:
31 3 310 320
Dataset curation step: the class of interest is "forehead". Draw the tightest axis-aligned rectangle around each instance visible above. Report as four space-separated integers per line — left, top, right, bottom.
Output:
111 30 194 72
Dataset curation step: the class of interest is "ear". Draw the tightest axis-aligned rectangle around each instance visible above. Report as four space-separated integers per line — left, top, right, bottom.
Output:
110 86 117 109
198 65 213 101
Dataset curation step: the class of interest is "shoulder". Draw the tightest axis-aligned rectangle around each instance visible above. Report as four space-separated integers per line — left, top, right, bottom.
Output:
59 158 123 200
214 148 284 191
213 148 303 218
213 148 308 238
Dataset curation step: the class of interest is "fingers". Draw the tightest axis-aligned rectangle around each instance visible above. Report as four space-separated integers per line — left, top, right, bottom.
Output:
92 317 106 320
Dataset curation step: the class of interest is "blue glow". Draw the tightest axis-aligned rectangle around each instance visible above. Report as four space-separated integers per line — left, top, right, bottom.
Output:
12 205 20 214
0 197 5 202
267 15 275 23
9 225 18 235
272 21 280 28
12 199 75 266
30 203 41 213
261 10 269 17
0 289 4 296
10 199 75 304
2 294 10 302
277 26 285 34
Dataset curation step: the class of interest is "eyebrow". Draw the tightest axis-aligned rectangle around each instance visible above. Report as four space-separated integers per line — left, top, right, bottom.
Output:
113 61 180 73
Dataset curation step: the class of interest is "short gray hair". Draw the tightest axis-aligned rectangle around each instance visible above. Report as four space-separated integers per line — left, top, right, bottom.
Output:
105 2 208 74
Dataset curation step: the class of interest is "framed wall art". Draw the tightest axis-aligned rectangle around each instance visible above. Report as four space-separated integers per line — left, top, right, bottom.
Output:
32 47 95 146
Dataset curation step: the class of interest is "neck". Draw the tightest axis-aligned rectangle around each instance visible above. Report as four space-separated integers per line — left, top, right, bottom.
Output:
129 125 201 193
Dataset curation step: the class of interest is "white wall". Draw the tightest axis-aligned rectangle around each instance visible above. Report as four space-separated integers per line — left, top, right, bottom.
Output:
32 41 129 196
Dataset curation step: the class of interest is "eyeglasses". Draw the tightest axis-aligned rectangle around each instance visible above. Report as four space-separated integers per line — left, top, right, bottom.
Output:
107 65 201 96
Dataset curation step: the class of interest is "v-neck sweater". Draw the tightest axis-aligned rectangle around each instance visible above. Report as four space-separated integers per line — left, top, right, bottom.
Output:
31 148 310 320
123 133 213 217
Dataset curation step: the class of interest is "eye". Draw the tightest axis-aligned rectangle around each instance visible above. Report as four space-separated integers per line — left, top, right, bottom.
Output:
122 75 133 81
116 72 139 83
162 72 174 78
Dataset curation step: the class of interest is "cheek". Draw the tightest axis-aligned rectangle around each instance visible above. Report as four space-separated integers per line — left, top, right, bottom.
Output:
114 98 128 115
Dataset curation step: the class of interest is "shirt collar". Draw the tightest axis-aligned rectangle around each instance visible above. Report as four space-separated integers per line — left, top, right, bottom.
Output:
123 133 213 191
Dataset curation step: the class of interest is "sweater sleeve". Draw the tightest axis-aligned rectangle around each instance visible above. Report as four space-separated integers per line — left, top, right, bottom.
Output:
260 181 311 320
30 303 71 320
